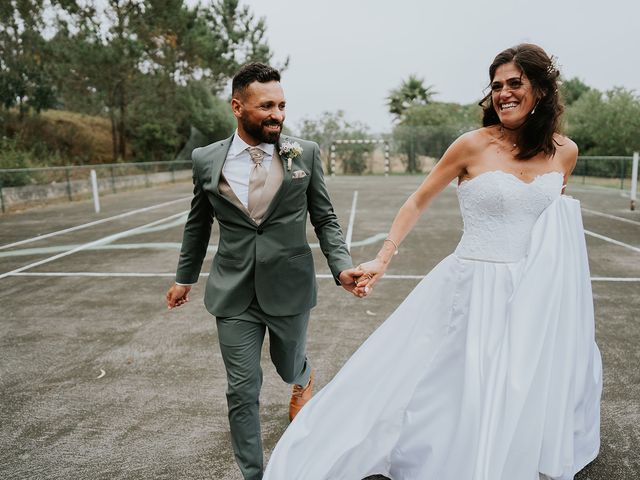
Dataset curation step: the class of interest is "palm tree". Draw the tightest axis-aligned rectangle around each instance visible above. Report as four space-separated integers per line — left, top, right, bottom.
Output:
387 75 437 121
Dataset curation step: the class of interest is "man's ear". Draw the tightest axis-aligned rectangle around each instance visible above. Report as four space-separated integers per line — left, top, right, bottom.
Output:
231 97 242 118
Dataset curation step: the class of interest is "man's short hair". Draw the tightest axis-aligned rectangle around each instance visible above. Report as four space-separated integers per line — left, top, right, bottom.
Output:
232 63 281 98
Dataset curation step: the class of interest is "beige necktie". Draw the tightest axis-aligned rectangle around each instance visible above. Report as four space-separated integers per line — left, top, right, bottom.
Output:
247 147 267 213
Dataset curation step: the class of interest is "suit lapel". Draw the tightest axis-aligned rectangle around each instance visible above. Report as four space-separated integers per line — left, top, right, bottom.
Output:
219 173 251 216
210 135 234 197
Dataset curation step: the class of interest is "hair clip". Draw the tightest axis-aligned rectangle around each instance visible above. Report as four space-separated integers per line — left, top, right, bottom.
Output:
547 55 561 77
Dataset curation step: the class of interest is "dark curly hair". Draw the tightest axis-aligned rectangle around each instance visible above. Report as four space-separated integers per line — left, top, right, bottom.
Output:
232 63 281 98
479 44 564 159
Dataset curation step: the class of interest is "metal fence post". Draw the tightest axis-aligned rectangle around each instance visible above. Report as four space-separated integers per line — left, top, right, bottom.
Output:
111 166 117 193
384 141 390 177
90 169 100 213
631 152 638 211
330 143 336 177
65 168 72 201
584 158 588 184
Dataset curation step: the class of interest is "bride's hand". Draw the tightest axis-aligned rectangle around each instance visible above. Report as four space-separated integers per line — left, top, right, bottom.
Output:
355 259 387 297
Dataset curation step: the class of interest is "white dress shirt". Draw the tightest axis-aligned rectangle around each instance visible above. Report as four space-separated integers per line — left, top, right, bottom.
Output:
223 131 275 209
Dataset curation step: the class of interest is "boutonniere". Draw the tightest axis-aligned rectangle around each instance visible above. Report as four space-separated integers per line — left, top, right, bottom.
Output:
279 140 303 171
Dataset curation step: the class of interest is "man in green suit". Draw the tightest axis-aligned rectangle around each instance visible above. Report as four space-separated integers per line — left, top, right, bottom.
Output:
165 63 360 480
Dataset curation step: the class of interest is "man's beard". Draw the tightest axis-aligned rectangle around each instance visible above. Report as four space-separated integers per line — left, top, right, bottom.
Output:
241 117 282 144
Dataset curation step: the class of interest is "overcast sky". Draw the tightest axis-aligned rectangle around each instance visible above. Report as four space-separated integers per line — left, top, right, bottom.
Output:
235 0 639 134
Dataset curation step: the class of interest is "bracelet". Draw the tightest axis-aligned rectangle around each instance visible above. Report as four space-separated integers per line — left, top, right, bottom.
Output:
384 238 399 255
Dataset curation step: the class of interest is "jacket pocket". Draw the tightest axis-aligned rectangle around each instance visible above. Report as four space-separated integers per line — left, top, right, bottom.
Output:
216 252 239 265
288 249 312 261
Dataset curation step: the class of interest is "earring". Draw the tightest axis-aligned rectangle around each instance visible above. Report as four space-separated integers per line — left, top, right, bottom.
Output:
531 99 540 115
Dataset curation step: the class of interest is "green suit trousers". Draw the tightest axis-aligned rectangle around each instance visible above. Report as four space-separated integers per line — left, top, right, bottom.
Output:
216 298 312 480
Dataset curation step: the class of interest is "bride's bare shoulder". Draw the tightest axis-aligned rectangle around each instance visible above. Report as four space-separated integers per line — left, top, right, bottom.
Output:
553 133 579 172
554 133 578 155
448 127 495 156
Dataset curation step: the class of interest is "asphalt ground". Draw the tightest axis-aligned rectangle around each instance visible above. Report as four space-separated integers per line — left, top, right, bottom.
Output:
1 175 638 480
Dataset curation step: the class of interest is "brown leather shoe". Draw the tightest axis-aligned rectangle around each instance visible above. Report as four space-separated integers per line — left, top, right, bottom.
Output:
289 371 314 422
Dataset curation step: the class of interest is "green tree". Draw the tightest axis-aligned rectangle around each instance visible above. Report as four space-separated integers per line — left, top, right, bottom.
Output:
127 0 277 161
54 0 277 161
128 78 236 162
48 0 146 161
173 82 236 161
299 110 345 154
0 0 58 116
566 87 640 156
387 74 436 121
134 0 279 92
184 81 235 142
560 77 592 107
1 0 279 165
298 110 371 174
401 102 479 129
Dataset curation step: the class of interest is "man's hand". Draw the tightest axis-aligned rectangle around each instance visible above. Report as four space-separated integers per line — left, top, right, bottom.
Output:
352 258 387 297
166 284 192 310
338 268 364 297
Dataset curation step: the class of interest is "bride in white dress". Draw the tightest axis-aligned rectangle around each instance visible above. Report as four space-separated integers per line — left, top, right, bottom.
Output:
263 44 602 480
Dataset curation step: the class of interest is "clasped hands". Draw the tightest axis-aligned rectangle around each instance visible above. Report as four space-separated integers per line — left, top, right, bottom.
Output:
166 260 384 308
339 258 386 298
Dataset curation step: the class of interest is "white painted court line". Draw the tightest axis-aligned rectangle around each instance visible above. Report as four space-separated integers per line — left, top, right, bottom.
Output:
9 272 178 278
0 215 190 258
581 207 640 226
0 211 189 280
345 191 358 251
0 196 191 251
584 229 640 253
8 272 640 282
567 184 631 197
590 277 640 282
0 243 187 257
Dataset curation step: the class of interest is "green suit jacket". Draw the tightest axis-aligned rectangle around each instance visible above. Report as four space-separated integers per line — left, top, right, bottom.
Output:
175 134 353 317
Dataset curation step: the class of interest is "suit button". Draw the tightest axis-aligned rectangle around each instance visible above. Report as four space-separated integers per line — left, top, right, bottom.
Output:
257 228 263 235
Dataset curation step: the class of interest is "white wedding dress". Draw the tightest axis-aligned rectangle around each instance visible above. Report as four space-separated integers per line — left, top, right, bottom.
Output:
264 170 602 480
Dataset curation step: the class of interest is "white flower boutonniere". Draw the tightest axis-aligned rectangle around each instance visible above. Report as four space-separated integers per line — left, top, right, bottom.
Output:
279 140 303 171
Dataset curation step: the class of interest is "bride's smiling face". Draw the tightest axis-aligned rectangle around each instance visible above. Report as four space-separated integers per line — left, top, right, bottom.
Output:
491 62 538 129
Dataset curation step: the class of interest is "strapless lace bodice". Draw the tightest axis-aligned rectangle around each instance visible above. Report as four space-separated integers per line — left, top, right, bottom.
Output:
454 170 563 262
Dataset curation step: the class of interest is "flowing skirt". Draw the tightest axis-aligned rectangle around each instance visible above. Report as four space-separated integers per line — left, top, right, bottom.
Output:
264 196 602 480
